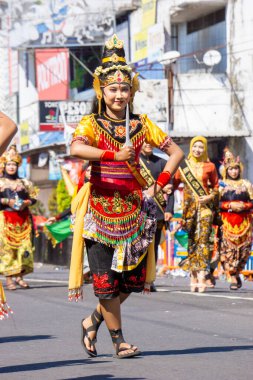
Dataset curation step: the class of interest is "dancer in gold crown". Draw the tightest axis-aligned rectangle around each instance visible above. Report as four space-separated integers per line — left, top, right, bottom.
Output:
0 112 17 319
69 34 184 358
0 145 38 291
219 149 253 290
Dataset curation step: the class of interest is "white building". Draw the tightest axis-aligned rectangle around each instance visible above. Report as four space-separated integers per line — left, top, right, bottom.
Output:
130 0 253 179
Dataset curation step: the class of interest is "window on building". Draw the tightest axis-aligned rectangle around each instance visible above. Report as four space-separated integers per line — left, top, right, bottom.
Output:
69 46 102 92
187 8 225 34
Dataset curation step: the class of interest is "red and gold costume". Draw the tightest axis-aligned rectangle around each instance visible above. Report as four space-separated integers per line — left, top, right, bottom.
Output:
68 34 174 300
219 151 253 275
0 147 38 278
72 113 172 272
174 136 219 271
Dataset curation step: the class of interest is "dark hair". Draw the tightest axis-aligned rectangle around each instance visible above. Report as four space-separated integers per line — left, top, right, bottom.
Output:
91 95 107 114
102 47 126 69
226 165 240 180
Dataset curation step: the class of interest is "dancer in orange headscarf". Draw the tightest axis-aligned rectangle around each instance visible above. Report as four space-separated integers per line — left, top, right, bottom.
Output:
174 136 219 292
219 149 253 290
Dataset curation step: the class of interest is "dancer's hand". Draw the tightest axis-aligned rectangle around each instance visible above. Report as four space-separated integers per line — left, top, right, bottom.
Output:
199 195 213 205
164 212 173 221
46 216 56 224
146 184 155 198
230 201 244 212
115 146 135 162
8 199 16 209
163 184 173 194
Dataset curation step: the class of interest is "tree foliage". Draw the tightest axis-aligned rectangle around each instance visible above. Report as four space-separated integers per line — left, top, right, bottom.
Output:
48 187 58 216
56 179 71 213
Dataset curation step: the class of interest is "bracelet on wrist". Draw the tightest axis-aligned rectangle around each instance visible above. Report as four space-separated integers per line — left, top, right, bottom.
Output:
156 171 171 189
100 150 116 161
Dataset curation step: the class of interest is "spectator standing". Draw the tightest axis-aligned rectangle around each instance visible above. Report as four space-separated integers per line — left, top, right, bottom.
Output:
140 142 174 291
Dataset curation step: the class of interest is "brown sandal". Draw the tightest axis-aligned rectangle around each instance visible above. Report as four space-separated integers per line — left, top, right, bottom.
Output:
110 329 141 359
6 279 17 291
15 277 30 288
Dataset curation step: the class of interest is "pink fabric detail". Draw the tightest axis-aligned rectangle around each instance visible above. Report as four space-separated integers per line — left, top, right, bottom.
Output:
159 136 173 151
71 136 90 145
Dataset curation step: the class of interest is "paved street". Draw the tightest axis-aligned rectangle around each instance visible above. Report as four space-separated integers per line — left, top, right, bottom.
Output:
1 264 253 380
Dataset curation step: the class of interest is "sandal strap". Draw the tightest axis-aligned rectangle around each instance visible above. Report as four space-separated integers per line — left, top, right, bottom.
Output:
109 329 125 343
91 309 104 326
109 328 125 353
85 334 97 345
86 309 104 334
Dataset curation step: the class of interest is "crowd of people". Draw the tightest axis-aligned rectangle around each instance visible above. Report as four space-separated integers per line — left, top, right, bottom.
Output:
0 34 253 360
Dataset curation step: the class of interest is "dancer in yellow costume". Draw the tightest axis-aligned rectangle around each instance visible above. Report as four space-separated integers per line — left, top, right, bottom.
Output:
69 34 184 358
0 145 38 291
0 112 17 319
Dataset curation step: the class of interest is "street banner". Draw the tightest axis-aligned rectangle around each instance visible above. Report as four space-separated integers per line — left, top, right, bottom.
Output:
147 23 164 63
20 120 30 148
35 49 69 100
133 30 148 63
133 0 157 63
141 0 157 29
48 150 62 181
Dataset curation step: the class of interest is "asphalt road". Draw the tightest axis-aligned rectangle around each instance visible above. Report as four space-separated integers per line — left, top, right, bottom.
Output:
1 265 253 380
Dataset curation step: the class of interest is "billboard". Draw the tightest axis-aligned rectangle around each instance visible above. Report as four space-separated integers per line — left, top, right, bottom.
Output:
35 49 69 100
8 1 114 48
39 100 92 131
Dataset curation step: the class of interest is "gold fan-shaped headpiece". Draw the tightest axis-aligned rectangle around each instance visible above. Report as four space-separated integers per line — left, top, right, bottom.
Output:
220 148 243 179
2 144 22 166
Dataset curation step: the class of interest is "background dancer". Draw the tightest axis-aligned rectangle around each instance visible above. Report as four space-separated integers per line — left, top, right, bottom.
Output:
140 142 174 291
0 112 17 319
0 145 38 290
174 136 219 292
219 149 253 290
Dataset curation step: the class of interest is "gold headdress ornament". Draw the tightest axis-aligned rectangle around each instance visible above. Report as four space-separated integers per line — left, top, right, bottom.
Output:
93 34 140 114
220 147 243 179
0 155 5 169
2 144 22 166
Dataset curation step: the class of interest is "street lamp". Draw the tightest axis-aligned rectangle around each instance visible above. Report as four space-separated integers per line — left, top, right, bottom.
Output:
159 51 180 131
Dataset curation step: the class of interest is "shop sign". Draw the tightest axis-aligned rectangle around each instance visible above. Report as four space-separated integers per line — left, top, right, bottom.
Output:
35 48 69 100
39 101 91 131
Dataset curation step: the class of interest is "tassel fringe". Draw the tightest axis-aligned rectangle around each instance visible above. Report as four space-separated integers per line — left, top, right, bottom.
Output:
68 287 83 302
0 301 13 320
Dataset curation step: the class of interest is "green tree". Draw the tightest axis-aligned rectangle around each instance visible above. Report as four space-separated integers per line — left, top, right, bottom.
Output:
48 187 58 216
56 179 71 213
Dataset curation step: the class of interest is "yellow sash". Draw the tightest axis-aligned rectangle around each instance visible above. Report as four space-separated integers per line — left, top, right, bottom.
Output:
68 182 91 299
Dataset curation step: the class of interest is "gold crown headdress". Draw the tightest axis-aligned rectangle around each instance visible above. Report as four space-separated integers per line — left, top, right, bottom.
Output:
93 34 139 114
2 144 22 166
220 148 243 179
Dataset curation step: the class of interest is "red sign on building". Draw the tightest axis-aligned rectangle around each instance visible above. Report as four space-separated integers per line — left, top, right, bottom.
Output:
35 48 69 100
